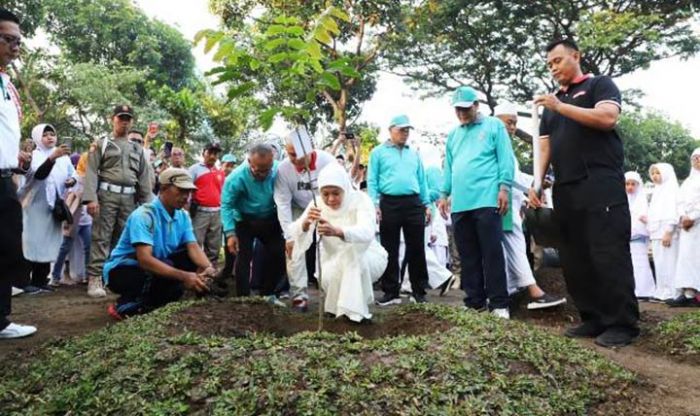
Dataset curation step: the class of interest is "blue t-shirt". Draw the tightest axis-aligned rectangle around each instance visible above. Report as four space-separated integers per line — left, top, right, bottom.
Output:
102 197 197 283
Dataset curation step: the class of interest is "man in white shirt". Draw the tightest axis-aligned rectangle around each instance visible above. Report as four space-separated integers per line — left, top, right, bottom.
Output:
274 129 335 312
0 8 37 339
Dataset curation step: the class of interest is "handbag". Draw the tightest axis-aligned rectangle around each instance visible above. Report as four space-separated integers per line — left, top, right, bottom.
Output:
52 189 74 224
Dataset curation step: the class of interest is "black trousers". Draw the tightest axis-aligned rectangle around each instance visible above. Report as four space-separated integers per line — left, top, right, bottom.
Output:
379 194 428 297
107 249 196 315
22 261 51 287
553 178 639 330
452 208 509 309
235 217 285 297
221 244 236 280
0 176 23 331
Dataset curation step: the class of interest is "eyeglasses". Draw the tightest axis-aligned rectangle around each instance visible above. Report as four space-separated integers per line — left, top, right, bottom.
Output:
0 34 21 47
172 152 184 156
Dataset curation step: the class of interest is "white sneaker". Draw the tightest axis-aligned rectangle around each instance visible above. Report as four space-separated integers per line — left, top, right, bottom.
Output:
491 308 510 320
87 276 107 298
0 323 38 339
11 286 24 296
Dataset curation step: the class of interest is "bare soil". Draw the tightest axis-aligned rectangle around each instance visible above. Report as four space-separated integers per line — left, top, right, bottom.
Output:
2 268 699 415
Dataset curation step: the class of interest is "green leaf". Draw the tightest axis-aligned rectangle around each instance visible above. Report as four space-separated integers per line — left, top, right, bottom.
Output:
259 107 280 130
310 59 323 73
287 38 306 50
319 72 341 90
203 31 224 54
249 59 261 71
320 16 340 35
285 26 305 37
266 25 287 36
329 7 350 22
226 82 256 102
213 40 236 62
269 52 288 63
264 38 287 51
314 30 332 45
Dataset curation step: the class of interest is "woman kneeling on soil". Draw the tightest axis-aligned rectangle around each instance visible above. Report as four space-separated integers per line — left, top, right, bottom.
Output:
289 164 388 322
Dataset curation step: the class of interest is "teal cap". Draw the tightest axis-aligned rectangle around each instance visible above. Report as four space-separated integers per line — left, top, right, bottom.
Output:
222 154 237 163
451 86 478 108
389 114 413 129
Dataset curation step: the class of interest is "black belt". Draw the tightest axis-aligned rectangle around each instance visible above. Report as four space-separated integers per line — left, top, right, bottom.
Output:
380 193 419 200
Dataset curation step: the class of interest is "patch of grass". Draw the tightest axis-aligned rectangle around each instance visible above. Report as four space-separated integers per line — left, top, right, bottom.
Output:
652 310 700 359
0 299 637 415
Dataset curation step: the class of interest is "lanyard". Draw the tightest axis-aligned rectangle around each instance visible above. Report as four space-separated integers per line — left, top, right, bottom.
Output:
0 72 22 120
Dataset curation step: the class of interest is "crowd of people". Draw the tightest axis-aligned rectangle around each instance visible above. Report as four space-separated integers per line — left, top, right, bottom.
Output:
1 9 698 350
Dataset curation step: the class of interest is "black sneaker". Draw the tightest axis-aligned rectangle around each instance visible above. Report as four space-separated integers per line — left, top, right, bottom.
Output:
594 327 639 348
376 293 401 306
564 322 605 338
22 285 43 295
527 293 567 310
411 294 428 304
666 295 695 308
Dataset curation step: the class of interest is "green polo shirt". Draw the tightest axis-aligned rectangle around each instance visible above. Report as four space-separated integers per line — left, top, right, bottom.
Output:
442 115 514 213
367 141 430 207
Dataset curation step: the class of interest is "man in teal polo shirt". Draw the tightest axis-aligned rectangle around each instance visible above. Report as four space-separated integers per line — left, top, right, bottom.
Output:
368 114 431 305
104 168 215 320
221 142 285 302
438 86 515 319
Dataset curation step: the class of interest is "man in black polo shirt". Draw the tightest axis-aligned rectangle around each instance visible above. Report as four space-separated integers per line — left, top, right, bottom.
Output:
529 38 639 347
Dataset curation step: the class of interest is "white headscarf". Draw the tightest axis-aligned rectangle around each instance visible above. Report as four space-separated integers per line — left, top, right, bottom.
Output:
677 148 700 217
625 171 648 236
648 163 679 229
318 163 353 218
29 123 74 208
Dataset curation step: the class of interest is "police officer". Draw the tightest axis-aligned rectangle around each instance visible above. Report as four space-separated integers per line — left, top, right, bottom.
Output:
82 105 153 297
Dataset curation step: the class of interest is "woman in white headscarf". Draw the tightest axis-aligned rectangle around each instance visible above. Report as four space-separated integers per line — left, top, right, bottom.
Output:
18 124 74 292
647 163 680 302
288 163 388 322
625 171 655 299
668 149 700 306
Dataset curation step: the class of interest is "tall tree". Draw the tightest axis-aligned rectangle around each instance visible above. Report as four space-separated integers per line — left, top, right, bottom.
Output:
203 0 403 132
386 0 699 109
43 0 196 91
619 110 698 178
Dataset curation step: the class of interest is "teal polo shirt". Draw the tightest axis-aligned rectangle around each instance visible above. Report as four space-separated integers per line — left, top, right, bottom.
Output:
102 197 197 283
221 161 279 237
367 141 430 207
442 115 514 213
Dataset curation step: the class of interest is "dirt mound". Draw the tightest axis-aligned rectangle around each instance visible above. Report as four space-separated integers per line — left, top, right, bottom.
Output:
167 301 454 339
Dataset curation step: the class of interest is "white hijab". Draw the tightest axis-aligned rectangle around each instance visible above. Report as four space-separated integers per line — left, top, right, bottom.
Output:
29 124 73 208
648 162 679 227
625 171 648 236
317 163 355 220
678 148 700 217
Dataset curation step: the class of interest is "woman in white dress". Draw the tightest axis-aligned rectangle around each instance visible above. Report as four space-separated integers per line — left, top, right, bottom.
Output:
668 148 700 307
624 171 655 299
289 164 388 322
18 124 74 292
647 163 680 302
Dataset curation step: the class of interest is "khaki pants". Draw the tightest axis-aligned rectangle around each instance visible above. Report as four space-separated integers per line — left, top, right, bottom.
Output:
192 208 222 266
87 189 135 278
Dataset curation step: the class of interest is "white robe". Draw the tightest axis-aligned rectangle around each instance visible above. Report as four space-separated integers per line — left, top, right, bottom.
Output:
674 153 700 291
625 171 655 298
647 163 680 300
289 168 387 322
504 165 536 294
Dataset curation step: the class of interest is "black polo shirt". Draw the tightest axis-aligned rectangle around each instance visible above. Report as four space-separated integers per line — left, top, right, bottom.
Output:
540 75 625 183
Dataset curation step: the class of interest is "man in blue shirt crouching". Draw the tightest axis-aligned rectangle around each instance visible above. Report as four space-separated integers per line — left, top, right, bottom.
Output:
104 168 215 320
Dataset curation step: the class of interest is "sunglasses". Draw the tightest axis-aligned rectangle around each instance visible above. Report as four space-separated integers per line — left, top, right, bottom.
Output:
117 114 133 121
0 34 21 47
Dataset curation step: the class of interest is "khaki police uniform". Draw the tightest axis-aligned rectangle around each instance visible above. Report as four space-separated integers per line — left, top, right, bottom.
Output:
83 136 153 279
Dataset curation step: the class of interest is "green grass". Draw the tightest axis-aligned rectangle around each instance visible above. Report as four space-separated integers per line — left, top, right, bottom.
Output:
653 310 700 358
0 299 636 415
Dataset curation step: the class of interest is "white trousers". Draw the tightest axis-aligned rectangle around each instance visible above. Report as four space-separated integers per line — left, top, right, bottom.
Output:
651 238 680 300
630 239 655 298
674 224 700 291
503 227 536 295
